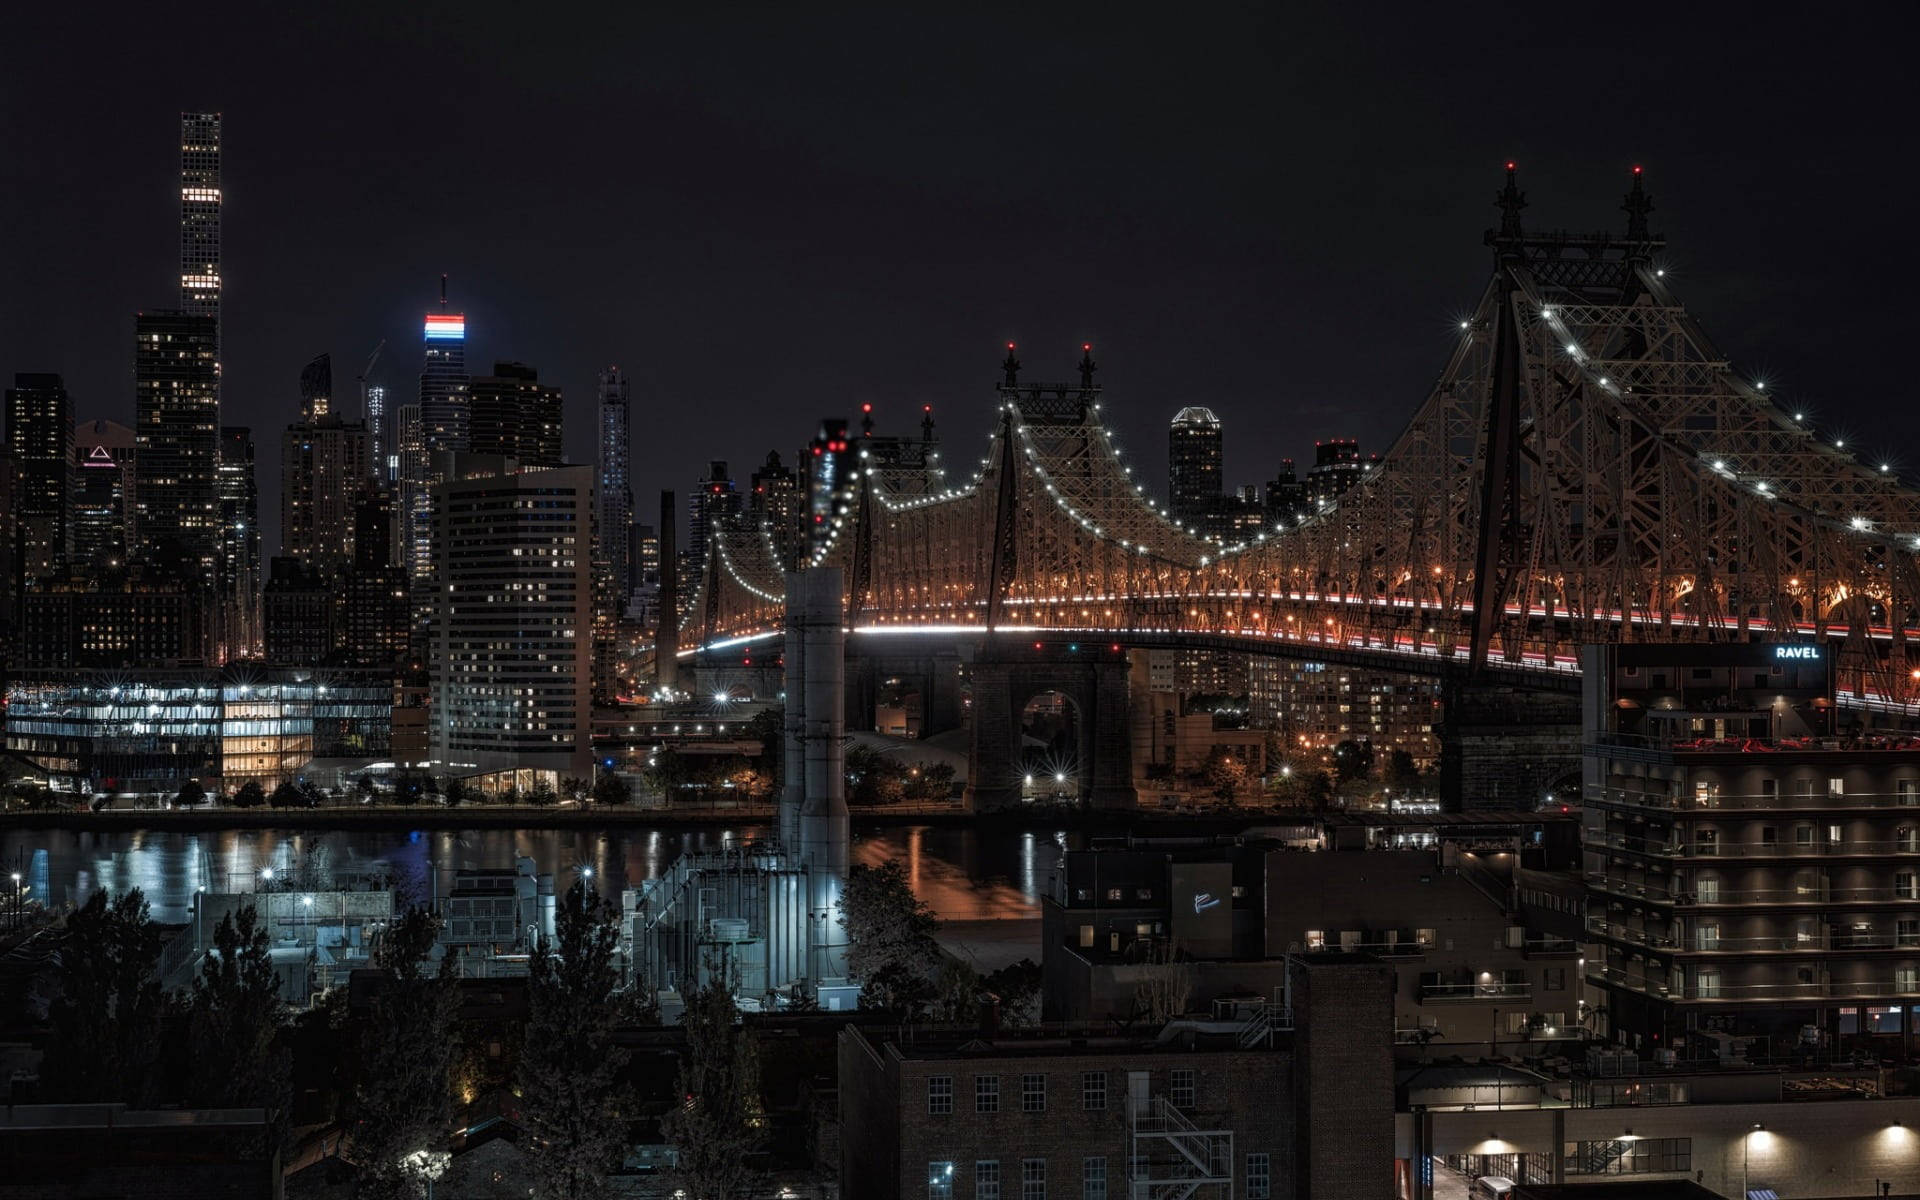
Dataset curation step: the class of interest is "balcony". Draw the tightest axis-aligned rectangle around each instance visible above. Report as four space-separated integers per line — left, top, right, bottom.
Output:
1587 783 1920 814
1523 935 1581 958
1593 730 1920 757
1588 964 1920 1003
1595 830 1920 861
1586 916 1920 955
1419 980 1532 1004
1585 874 1920 908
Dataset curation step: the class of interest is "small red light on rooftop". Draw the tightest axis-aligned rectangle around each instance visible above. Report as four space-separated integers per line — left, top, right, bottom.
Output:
1506 160 1516 171
862 403 872 413
1633 164 1643 174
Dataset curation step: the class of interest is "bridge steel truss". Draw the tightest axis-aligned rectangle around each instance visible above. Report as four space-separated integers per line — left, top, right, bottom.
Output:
684 170 1920 712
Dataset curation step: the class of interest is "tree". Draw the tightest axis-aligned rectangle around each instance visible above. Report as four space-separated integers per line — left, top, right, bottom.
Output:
929 959 982 1023
528 781 559 807
518 883 630 1199
356 773 378 801
844 745 906 807
591 772 631 806
559 775 590 802
391 772 428 806
443 777 470 807
231 780 267 809
661 970 762 1200
839 860 939 1015
982 958 1043 1027
904 761 956 804
188 905 290 1146
1384 748 1421 791
743 706 784 793
1301 769 1337 811
40 889 167 1104
1132 939 1195 1023
350 907 460 1200
175 779 208 807
268 781 302 809
1332 738 1375 782
1201 747 1250 804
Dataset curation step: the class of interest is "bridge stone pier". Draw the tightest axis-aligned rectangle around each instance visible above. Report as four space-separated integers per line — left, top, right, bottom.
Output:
1437 681 1582 811
963 654 1135 812
843 644 966 738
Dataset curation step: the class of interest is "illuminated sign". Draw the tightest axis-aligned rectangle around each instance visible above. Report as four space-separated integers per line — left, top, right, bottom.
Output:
1192 891 1222 914
423 314 466 341
81 446 119 468
1774 645 1821 660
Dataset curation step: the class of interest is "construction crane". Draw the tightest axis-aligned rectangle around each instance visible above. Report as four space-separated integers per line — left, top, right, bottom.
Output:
357 339 386 415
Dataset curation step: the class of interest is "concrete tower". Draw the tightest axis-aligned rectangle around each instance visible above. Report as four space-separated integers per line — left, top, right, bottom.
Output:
782 566 850 980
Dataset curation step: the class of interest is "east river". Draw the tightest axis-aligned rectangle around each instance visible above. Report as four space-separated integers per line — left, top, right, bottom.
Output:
0 824 1061 925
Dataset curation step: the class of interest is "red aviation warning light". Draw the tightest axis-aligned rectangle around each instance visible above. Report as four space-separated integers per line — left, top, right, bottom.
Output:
1505 160 1516 171
861 402 872 413
1633 164 1644 174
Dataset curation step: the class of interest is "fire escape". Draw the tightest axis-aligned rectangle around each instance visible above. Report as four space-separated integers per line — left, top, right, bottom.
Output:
1127 1071 1235 1199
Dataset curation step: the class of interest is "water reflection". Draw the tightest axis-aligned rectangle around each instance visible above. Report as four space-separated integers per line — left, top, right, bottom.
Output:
0 824 1062 925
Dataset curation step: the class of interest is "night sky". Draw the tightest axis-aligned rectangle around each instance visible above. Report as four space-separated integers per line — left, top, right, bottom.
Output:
3 4 1910 556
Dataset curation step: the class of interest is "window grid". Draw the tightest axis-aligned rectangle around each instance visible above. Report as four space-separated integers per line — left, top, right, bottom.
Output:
1022 1158 1046 1200
976 1074 1000 1113
1082 1071 1107 1111
1170 1067 1196 1108
1022 1073 1047 1113
976 1160 1001 1200
927 1074 953 1115
1247 1152 1271 1200
1083 1156 1107 1200
929 1161 955 1200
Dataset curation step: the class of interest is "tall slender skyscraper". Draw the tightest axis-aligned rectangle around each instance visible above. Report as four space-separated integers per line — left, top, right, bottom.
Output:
366 384 390 481
396 402 429 581
218 426 261 660
419 277 469 453
1168 405 1223 525
3 373 74 589
134 311 220 593
180 113 221 318
299 353 332 421
596 367 633 604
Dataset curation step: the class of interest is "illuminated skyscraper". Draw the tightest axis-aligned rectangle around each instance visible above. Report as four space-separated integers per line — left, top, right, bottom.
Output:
366 384 390 481
72 418 136 575
134 310 220 593
419 277 469 453
4 373 73 588
596 367 633 604
217 426 261 659
396 402 429 581
299 353 332 421
179 113 222 338
750 449 802 570
1168 405 1223 525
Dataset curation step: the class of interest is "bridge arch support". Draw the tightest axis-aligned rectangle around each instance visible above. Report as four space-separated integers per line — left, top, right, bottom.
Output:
964 655 1135 811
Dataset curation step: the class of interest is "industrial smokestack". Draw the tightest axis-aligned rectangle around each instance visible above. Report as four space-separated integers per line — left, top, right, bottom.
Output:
793 566 850 980
656 489 680 692
781 590 806 849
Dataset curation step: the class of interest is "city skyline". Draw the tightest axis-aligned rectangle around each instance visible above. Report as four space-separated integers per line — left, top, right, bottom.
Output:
6 8 1916 560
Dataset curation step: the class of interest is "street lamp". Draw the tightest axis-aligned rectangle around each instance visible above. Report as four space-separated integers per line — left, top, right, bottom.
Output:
1744 1123 1764 1199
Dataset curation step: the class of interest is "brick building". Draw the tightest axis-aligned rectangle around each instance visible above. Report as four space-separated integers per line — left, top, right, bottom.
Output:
841 955 1392 1200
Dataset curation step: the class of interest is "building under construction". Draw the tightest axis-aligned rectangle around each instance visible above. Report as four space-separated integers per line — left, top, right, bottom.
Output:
627 567 855 1015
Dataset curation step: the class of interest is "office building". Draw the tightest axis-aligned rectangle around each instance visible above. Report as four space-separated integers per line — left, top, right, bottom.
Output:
469 361 563 467
396 402 429 579
1579 641 1920 1061
71 418 136 575
750 449 803 570
1304 439 1376 509
14 577 208 670
216 425 260 660
1264 459 1309 525
840 954 1394 1200
341 487 409 671
1249 659 1441 770
179 112 222 333
687 459 739 579
133 310 220 594
263 556 335 666
3 373 73 587
429 460 594 782
1168 406 1223 526
280 398 372 575
596 367 634 604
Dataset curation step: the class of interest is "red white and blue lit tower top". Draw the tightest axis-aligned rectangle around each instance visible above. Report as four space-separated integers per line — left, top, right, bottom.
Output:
419 274 469 453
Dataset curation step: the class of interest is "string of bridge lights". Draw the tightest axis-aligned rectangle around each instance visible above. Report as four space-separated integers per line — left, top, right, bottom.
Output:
1508 297 1920 553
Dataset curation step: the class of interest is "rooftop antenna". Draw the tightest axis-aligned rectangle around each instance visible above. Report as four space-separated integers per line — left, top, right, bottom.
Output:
439 273 448 308
1001 342 1020 388
1496 161 1526 241
1078 343 1098 389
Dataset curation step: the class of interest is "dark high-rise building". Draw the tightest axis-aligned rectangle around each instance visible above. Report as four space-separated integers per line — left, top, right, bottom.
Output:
750 450 802 570
419 279 469 453
16 575 208 669
342 487 408 671
1264 458 1309 525
1304 438 1376 509
1168 405 1223 526
596 367 633 605
366 383 390 482
299 353 332 421
4 373 73 588
72 419 136 575
281 359 372 577
687 460 739 579
469 362 563 467
179 113 221 336
134 311 220 594
217 426 261 660
263 556 333 666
